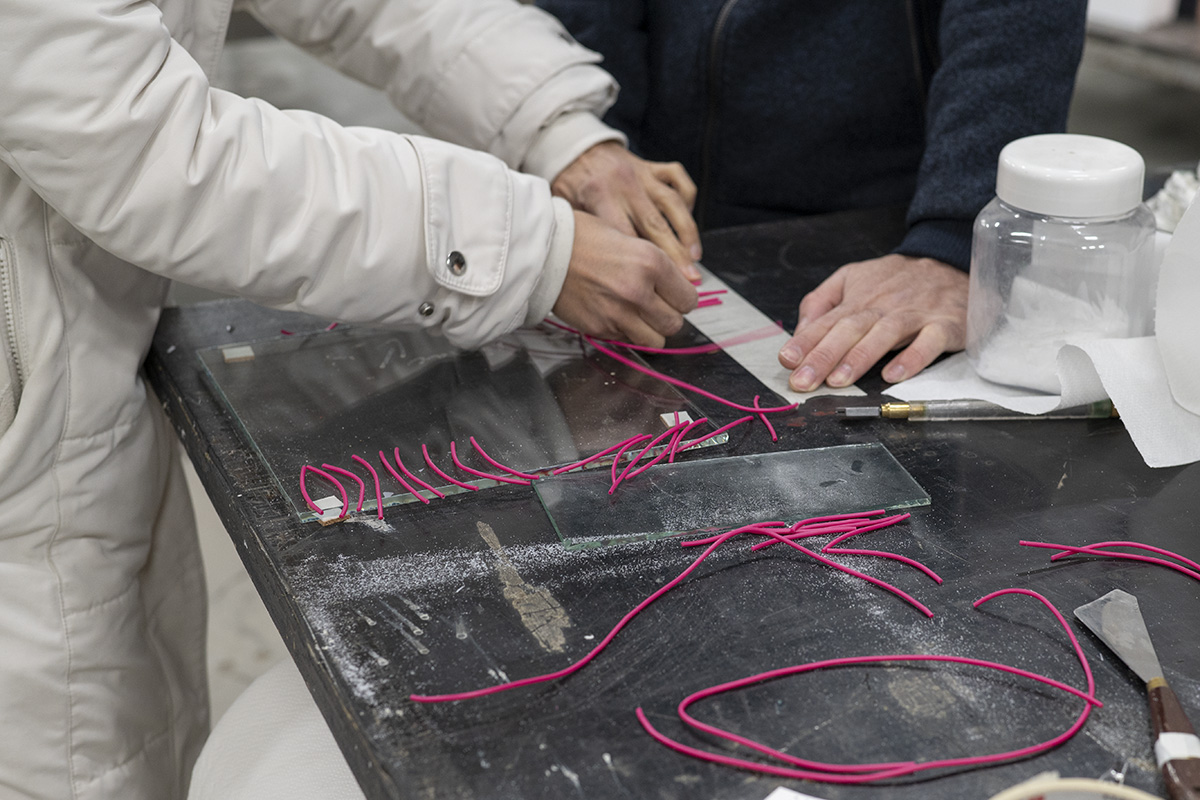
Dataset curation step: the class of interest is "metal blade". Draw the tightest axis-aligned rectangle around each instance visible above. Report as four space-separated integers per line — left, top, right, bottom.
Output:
1074 589 1163 684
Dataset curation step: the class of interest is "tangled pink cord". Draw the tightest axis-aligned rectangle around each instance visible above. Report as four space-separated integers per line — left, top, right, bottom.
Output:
410 513 931 703
637 588 1099 784
1021 539 1200 583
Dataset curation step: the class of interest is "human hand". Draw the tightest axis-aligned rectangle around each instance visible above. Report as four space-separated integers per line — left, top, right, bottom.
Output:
552 141 702 282
552 211 698 347
777 254 969 391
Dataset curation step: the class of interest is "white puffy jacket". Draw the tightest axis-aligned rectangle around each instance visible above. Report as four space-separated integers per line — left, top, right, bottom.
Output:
0 0 619 796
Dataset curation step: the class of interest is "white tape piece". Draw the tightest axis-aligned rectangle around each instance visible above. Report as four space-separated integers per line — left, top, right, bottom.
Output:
659 410 694 427
221 344 255 363
1155 731 1200 766
762 787 828 800
691 265 864 405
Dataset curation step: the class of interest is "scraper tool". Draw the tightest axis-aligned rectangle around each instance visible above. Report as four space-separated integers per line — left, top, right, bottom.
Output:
1074 589 1200 800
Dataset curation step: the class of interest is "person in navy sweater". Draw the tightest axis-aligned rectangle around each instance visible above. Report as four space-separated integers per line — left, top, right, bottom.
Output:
537 0 1087 390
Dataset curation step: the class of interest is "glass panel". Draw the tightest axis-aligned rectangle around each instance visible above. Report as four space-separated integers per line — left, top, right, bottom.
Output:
534 442 930 549
198 326 717 521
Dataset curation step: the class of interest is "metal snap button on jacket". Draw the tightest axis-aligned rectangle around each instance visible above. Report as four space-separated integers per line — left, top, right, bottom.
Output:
446 250 467 275
418 302 435 317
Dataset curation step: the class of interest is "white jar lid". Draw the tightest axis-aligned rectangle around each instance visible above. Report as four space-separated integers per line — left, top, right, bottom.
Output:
996 133 1145 218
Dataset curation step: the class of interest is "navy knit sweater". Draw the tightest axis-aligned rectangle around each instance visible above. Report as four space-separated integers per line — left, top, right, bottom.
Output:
535 0 1087 270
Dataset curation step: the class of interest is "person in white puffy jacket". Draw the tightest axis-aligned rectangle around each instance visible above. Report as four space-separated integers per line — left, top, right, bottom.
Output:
0 0 702 797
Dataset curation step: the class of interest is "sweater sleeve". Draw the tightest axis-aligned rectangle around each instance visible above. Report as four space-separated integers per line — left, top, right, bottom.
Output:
895 0 1087 271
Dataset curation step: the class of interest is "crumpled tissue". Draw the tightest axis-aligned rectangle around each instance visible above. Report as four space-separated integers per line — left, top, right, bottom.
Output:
889 198 1200 468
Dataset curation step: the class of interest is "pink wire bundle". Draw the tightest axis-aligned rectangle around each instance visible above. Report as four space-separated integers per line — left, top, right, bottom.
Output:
1020 539 1200 584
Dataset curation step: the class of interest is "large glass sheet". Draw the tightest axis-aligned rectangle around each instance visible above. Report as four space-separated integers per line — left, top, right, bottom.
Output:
534 443 930 549
198 325 716 521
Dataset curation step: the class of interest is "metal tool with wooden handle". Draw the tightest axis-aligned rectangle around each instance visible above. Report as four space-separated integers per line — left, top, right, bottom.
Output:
1075 589 1200 800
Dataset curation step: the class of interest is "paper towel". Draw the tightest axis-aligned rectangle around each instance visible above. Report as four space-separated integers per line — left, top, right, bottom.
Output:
889 199 1200 469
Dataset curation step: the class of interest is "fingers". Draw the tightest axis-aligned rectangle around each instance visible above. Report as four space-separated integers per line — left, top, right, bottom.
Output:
777 255 968 392
553 211 696 348
553 143 702 281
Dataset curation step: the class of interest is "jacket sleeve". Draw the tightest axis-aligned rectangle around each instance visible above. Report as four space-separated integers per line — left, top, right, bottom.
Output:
0 0 605 349
895 0 1087 271
238 0 624 182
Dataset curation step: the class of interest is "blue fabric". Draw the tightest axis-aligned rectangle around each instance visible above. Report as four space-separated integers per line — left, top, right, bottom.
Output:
536 0 1086 271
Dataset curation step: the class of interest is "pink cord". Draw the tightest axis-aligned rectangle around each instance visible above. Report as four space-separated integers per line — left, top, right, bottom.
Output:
752 395 778 442
422 444 479 492
584 335 798 415
551 437 642 476
697 289 728 297
280 329 293 336
379 450 429 505
611 422 689 494
299 465 348 519
1020 540 1200 583
450 442 531 486
637 588 1098 783
609 435 652 490
675 415 755 454
321 464 365 512
696 297 723 308
468 437 540 481
394 448 445 499
325 321 339 331
350 455 384 519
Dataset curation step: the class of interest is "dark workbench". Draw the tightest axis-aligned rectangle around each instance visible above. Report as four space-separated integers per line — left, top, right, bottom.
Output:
147 207 1200 799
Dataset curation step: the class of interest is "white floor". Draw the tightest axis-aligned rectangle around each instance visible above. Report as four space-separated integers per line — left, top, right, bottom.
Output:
192 31 1200 724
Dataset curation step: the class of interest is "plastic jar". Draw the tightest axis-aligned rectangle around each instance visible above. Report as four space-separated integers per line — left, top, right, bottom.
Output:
966 134 1156 393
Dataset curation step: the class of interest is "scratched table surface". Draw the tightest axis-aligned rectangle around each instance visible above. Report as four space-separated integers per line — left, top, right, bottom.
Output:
147 207 1200 800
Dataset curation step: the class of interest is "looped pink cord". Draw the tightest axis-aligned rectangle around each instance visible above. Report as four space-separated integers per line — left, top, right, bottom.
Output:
350 455 384 519
394 448 445 499
379 450 430 505
422 444 478 492
583 334 798 415
1020 540 1200 583
450 442 531 486
636 588 1098 784
668 418 707 462
468 437 540 480
321 464 365 512
299 465 348 519
752 395 777 442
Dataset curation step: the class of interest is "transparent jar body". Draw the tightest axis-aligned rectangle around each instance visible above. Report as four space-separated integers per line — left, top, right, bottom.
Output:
966 198 1156 393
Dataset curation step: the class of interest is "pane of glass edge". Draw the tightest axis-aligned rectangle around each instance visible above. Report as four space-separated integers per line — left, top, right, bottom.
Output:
534 442 929 550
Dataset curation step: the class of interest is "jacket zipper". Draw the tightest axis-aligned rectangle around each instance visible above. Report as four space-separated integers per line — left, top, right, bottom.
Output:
0 237 24 396
697 0 741 231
